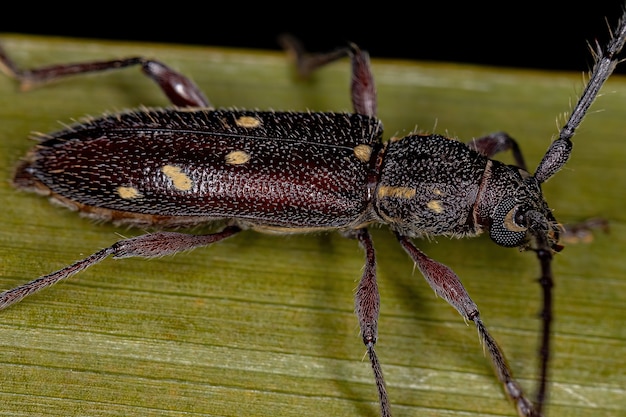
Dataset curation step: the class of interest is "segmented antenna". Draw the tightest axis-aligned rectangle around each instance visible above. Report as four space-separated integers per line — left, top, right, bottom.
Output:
534 10 626 183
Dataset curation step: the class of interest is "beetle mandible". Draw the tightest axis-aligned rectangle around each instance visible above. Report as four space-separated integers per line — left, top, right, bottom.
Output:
1 12 625 417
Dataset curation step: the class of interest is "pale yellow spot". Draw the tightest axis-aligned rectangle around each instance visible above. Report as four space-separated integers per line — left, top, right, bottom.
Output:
225 150 251 165
162 165 193 191
432 188 444 196
117 186 142 200
377 185 416 199
353 144 373 162
427 199 444 213
236 116 261 128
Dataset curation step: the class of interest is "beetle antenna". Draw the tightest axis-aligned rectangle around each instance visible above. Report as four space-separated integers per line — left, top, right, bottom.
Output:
534 9 626 183
533 244 554 414
524 211 557 414
530 11 626 410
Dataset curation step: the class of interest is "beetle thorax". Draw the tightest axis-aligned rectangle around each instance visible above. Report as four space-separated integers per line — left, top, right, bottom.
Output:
373 134 488 238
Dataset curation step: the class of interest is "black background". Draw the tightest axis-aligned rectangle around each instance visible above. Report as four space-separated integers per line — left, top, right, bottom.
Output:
3 2 626 73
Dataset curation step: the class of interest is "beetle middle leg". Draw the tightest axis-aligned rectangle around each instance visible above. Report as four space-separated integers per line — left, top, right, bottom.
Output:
352 228 391 417
280 34 377 117
0 226 241 310
0 45 210 107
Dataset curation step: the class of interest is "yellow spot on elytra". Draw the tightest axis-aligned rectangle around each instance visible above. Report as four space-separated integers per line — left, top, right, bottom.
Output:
353 144 373 162
162 165 193 191
236 116 261 128
117 186 142 199
433 188 444 196
225 150 251 165
427 200 444 213
377 185 416 199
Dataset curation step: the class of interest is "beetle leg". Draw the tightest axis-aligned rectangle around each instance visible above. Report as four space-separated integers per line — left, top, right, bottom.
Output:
467 131 527 171
0 44 210 107
279 35 377 117
353 228 391 417
396 234 542 417
0 226 241 311
559 217 609 244
348 45 377 117
278 34 349 79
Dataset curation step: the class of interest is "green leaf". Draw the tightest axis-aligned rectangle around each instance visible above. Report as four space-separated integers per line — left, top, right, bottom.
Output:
0 34 624 417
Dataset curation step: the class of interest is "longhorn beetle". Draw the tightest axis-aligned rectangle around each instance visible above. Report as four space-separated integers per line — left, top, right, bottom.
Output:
1 12 625 417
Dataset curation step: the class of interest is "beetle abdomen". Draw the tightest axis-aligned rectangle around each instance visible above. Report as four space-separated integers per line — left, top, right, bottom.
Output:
14 109 383 229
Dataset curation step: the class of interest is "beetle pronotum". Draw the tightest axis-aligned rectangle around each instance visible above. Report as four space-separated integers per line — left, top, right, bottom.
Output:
1 11 625 417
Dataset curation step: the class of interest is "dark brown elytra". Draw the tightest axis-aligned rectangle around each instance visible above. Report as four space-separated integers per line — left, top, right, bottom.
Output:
1 12 625 417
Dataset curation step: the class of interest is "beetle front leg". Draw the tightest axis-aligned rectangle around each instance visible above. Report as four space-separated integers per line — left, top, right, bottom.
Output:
0 226 241 311
353 228 391 417
396 234 541 417
0 45 210 107
467 132 527 170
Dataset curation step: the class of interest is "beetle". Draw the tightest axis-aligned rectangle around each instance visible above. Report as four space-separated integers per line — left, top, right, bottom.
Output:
0 13 625 417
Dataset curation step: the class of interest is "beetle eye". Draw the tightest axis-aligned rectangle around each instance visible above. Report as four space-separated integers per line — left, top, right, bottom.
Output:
489 199 528 247
514 208 526 227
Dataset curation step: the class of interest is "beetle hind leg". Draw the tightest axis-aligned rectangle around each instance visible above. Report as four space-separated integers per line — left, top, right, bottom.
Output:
0 44 210 107
0 226 241 311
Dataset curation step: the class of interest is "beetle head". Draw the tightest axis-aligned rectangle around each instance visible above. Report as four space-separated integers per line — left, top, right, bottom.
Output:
483 163 562 253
